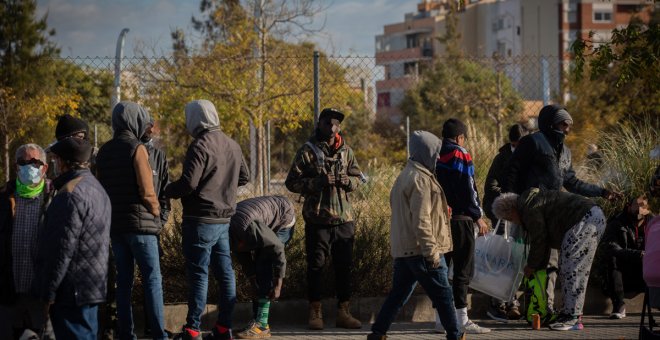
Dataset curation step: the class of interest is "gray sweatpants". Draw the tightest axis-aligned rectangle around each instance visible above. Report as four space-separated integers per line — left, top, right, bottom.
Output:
558 206 606 316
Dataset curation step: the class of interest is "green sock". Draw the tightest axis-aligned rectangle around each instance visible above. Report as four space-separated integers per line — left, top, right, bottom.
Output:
256 298 270 328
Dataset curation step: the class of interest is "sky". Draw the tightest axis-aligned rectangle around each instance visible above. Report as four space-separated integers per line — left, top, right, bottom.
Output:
35 0 414 58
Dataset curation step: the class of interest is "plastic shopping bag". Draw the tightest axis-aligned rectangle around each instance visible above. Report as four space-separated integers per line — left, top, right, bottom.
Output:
469 220 527 302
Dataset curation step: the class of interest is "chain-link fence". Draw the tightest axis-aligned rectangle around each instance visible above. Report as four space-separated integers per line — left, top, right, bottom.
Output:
2 52 567 301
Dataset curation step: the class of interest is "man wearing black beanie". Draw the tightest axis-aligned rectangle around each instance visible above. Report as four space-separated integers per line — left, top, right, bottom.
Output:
435 118 492 335
55 114 89 141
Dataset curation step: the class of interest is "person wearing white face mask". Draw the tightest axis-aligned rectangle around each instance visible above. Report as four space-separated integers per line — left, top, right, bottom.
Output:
0 144 55 340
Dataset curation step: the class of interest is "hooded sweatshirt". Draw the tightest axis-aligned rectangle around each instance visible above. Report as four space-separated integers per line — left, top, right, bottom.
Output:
165 100 250 223
389 131 452 258
504 105 604 197
435 138 483 221
96 101 161 235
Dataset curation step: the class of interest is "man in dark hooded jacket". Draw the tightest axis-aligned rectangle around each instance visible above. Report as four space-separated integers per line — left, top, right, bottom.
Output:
96 102 168 340
503 104 621 312
165 99 249 340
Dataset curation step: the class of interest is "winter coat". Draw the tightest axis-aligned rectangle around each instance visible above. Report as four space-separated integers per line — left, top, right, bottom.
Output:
517 188 596 270
96 101 161 235
285 133 361 226
0 180 54 304
145 142 171 224
435 139 483 220
483 143 514 222
165 100 249 224
32 169 111 306
390 131 452 259
601 211 652 262
230 195 296 278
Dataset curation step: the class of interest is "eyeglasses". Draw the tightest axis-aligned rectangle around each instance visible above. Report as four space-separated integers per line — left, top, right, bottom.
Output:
17 158 45 167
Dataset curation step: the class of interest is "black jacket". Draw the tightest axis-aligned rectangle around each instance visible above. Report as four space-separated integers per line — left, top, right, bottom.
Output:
146 142 170 224
483 143 514 222
435 139 483 220
504 131 604 197
32 169 111 306
165 128 249 224
230 195 295 279
601 211 651 262
0 180 54 304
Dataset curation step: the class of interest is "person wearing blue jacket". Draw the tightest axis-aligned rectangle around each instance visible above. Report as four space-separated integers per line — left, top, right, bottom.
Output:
32 137 111 340
434 118 491 335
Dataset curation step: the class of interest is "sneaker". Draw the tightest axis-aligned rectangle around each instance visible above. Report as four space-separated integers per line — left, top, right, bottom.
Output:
210 324 234 340
549 314 583 331
487 304 509 323
609 303 626 319
463 320 491 334
235 323 270 339
174 326 203 340
507 305 522 320
366 333 387 340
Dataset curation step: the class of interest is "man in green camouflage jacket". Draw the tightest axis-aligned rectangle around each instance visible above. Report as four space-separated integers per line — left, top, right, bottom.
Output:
285 108 363 330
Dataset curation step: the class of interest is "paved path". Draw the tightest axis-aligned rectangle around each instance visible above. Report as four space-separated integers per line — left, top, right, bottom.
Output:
158 314 643 339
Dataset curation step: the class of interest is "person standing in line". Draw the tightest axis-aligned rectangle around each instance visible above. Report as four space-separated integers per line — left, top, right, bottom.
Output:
165 99 249 340
95 102 168 340
434 118 491 334
285 108 363 330
367 131 464 340
32 137 111 340
0 144 55 340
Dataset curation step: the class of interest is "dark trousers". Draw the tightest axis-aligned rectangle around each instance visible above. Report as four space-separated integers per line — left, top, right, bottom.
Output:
444 219 475 309
305 222 355 303
371 256 462 340
606 254 646 306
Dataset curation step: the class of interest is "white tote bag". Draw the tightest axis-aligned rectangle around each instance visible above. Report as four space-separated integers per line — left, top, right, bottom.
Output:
468 220 527 302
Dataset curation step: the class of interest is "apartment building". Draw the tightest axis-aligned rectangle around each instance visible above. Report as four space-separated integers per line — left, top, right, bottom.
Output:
375 0 654 123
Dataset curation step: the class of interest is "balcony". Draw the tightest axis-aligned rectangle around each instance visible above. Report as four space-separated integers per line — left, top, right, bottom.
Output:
376 46 434 65
376 77 417 92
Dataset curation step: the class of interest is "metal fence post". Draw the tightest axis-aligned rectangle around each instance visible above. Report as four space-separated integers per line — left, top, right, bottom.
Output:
112 28 129 111
313 51 320 125
542 56 550 106
406 115 410 159
266 119 271 193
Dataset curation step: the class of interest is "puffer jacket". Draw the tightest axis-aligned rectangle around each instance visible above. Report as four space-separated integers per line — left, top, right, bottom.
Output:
32 169 111 306
285 133 361 226
517 188 596 270
389 131 452 259
601 211 651 261
483 143 514 222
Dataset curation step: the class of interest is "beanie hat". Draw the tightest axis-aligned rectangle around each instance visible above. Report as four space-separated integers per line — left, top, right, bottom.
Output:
50 137 92 163
538 105 573 132
55 114 89 140
441 118 468 138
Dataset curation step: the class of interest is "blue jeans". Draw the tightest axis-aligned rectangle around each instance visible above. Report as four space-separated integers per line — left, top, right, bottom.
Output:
112 234 167 340
371 256 462 340
50 303 98 340
182 221 235 330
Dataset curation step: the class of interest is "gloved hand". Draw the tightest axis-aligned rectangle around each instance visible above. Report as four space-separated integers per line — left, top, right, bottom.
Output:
426 252 441 269
317 173 336 187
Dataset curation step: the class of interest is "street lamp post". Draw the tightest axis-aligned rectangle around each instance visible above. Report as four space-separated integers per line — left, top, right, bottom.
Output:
112 28 130 110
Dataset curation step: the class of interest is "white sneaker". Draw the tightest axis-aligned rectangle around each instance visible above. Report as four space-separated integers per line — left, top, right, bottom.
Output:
463 320 491 334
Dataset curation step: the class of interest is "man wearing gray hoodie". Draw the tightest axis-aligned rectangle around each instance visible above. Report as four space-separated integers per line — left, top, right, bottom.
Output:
165 100 249 340
367 131 464 340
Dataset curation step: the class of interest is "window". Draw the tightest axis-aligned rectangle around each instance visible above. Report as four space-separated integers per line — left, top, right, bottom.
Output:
377 92 391 108
593 3 613 23
406 34 419 49
404 62 418 76
565 1 578 23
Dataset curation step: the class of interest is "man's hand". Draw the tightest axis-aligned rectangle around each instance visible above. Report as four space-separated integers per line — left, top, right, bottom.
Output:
318 173 336 187
602 189 624 201
524 265 535 278
476 218 489 236
338 174 351 188
426 252 441 269
269 278 283 301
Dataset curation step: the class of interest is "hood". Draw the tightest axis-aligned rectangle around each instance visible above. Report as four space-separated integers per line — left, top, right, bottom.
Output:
538 104 572 135
112 101 151 139
185 100 220 137
409 130 442 172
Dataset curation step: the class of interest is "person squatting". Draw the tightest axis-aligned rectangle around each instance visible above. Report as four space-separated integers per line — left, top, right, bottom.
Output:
3 102 654 340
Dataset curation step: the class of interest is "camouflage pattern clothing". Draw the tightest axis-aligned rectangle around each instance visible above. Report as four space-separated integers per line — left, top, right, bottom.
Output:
285 134 361 226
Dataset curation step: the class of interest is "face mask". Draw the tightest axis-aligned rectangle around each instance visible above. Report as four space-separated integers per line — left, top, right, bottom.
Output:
18 164 43 186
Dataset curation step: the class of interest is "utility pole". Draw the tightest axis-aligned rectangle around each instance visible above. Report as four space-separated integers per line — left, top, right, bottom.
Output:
112 28 130 111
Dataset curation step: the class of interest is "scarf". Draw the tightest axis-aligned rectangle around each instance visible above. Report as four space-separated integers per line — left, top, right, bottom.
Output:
15 179 45 199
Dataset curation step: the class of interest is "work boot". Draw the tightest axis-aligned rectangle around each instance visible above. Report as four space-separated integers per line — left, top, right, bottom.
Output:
308 301 324 330
336 301 361 329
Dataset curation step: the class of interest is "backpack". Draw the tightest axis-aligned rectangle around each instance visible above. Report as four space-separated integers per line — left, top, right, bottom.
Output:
522 269 556 325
